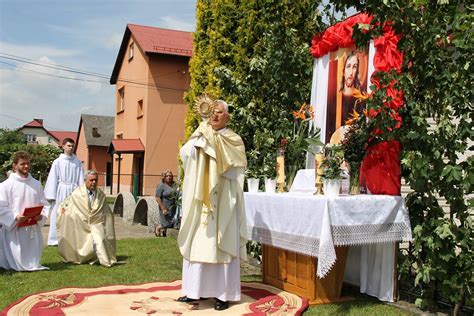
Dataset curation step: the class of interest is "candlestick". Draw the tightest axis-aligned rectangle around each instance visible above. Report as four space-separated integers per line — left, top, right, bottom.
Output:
276 149 286 192
314 153 324 195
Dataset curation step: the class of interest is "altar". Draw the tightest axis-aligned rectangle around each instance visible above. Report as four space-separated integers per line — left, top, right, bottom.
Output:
244 191 412 304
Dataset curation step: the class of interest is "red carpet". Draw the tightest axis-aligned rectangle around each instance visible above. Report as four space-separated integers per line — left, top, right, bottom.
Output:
2 280 308 315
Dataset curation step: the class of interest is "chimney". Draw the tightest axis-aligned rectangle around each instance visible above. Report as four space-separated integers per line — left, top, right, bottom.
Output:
34 119 43 126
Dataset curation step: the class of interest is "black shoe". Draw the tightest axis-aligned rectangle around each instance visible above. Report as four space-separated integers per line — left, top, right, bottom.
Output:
214 299 229 311
177 296 197 303
161 229 167 237
154 225 163 237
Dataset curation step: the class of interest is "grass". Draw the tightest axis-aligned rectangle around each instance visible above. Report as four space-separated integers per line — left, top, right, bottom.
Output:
1 238 415 315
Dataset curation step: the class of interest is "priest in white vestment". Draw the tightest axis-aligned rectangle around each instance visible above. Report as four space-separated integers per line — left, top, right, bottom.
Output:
178 100 247 311
0 151 49 271
44 138 84 245
57 170 117 267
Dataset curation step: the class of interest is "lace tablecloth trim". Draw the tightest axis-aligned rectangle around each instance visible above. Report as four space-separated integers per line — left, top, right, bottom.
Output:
247 226 337 278
247 226 320 257
332 222 413 246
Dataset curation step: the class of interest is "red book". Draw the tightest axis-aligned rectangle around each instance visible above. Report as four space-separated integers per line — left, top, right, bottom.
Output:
18 205 43 227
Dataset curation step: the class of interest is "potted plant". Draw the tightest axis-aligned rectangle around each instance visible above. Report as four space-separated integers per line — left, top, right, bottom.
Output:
341 109 370 194
320 144 344 197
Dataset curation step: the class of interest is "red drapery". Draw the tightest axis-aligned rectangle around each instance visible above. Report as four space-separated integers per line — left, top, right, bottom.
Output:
310 13 404 195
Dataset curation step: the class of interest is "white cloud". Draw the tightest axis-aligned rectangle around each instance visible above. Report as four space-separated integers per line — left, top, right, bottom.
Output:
0 54 114 132
159 16 196 32
0 1 197 132
0 41 81 59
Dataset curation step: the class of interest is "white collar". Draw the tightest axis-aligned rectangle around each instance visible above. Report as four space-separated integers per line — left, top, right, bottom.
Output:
60 153 76 160
10 172 31 182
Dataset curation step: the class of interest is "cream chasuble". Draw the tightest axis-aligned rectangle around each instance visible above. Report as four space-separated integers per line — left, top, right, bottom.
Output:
178 122 247 264
58 184 117 267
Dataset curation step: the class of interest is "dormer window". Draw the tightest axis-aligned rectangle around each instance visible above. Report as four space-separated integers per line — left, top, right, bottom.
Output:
92 127 101 138
129 42 134 60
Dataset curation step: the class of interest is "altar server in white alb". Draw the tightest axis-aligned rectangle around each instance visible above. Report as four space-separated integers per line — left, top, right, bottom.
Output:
44 138 84 245
0 151 49 271
178 100 248 311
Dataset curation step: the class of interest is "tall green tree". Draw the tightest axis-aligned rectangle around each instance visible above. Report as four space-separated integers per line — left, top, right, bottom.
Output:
185 0 325 179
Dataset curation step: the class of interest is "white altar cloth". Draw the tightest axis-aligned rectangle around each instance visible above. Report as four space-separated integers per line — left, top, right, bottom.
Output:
244 192 412 280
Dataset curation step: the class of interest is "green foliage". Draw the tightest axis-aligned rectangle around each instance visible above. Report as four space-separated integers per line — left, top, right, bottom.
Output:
185 0 325 180
186 0 472 313
320 144 344 180
0 128 26 146
332 0 473 312
0 136 61 182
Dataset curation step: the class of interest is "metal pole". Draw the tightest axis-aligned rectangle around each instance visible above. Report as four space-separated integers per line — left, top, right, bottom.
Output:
117 153 121 193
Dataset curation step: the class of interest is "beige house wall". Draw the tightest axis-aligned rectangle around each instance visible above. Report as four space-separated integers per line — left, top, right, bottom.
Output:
112 34 189 196
143 56 189 195
75 124 89 168
20 127 58 146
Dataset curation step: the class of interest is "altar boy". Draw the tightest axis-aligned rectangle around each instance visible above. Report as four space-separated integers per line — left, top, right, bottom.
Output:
0 151 49 271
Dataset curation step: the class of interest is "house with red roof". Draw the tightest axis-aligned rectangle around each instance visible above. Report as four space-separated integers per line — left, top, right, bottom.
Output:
19 119 77 147
109 24 192 195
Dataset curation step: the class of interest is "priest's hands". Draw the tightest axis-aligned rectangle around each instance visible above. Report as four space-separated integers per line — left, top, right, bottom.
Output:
60 207 66 214
16 214 28 224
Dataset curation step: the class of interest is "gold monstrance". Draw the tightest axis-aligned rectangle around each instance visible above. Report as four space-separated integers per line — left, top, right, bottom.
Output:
194 94 216 120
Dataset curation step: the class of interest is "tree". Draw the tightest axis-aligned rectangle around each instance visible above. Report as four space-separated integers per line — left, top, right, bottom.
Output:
185 0 325 180
0 128 26 146
0 129 61 182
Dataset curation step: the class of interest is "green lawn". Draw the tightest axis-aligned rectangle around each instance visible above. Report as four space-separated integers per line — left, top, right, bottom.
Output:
0 238 415 315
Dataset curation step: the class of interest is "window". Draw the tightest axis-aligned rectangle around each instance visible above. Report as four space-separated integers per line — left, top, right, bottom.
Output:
26 134 36 142
92 127 101 138
137 99 143 118
118 87 125 112
129 42 134 60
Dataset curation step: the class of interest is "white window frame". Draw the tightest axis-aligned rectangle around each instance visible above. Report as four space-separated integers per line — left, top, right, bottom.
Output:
129 42 134 60
119 87 125 112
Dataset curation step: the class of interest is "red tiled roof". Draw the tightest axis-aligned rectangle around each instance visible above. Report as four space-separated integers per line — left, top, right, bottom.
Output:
23 119 44 128
110 24 193 84
110 139 145 153
128 24 193 57
48 131 78 145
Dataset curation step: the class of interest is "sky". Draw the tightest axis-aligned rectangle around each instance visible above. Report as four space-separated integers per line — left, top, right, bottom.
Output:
0 0 197 132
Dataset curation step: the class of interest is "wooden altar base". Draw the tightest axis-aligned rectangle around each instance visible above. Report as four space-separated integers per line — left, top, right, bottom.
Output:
263 244 351 305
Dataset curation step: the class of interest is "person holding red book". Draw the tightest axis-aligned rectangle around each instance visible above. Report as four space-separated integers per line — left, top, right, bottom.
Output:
0 151 49 271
